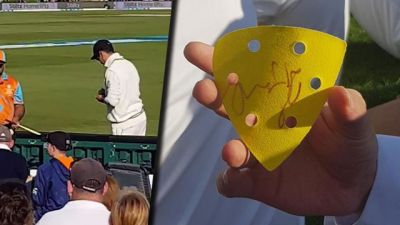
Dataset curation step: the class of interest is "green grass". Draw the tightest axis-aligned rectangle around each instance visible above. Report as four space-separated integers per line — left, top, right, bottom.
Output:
341 17 400 108
0 10 170 135
0 11 170 44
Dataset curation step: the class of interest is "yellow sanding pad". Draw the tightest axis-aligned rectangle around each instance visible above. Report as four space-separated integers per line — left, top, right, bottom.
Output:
213 26 346 171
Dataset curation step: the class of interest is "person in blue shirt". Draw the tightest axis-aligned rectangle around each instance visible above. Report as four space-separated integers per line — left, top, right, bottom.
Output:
32 131 74 222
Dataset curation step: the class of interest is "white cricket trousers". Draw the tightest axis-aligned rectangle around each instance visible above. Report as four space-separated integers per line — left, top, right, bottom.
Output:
111 111 147 136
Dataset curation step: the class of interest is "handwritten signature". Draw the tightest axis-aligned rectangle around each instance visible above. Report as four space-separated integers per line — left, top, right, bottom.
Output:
221 61 302 128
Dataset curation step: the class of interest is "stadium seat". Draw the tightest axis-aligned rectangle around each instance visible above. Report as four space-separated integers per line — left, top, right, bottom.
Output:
106 162 151 201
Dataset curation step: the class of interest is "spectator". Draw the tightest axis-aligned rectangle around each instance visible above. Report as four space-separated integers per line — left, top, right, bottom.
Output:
0 125 28 182
0 180 33 225
0 50 25 131
36 158 110 225
32 131 74 221
102 175 120 211
110 190 149 225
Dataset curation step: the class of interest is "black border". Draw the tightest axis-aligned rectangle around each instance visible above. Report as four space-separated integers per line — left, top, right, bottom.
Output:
148 0 178 224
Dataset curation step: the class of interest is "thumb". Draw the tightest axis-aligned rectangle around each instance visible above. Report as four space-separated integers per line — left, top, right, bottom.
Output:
216 168 254 198
326 86 371 139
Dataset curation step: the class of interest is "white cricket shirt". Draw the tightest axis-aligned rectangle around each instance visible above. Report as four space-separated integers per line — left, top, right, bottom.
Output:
36 200 110 225
104 53 144 123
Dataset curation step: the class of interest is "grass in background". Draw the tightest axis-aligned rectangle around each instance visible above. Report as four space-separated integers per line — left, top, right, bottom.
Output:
0 10 170 44
306 17 400 225
0 10 170 135
342 17 400 108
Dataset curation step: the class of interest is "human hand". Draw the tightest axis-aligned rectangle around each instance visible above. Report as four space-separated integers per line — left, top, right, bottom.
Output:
96 88 106 103
5 119 20 130
98 88 106 96
184 42 378 216
96 94 105 103
10 120 20 130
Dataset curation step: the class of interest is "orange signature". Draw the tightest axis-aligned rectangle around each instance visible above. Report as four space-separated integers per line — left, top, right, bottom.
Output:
221 61 302 128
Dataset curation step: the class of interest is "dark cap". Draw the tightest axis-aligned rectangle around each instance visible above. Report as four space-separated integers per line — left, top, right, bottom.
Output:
70 158 107 193
47 131 71 151
0 125 12 142
90 39 114 60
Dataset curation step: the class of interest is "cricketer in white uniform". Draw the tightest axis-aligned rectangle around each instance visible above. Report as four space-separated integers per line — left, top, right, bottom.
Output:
154 0 400 225
92 40 146 136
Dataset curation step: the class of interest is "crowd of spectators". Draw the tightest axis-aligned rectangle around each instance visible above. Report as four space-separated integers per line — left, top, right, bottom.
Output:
0 125 150 225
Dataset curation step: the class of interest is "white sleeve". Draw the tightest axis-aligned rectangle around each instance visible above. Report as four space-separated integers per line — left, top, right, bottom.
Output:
324 134 400 225
253 0 348 39
252 0 300 23
351 0 400 59
104 70 121 107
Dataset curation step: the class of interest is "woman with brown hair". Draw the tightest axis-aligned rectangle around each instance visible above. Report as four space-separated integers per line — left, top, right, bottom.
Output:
110 190 149 225
102 175 120 211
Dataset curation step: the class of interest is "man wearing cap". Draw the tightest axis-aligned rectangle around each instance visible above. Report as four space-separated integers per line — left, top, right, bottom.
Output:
36 158 110 225
32 131 74 221
0 50 25 130
91 40 147 136
0 125 28 182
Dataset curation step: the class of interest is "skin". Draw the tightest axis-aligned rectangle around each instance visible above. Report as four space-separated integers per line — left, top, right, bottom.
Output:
0 140 15 149
184 42 378 216
367 97 400 136
47 143 66 158
12 104 25 129
67 180 109 202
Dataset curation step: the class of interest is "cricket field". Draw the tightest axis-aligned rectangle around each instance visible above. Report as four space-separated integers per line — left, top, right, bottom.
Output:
0 10 170 136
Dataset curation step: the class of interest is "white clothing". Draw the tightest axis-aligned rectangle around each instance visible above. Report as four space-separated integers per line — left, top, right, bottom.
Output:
154 0 347 225
254 0 349 39
351 0 400 59
103 52 146 135
324 135 400 225
0 143 11 151
111 111 147 135
36 200 110 225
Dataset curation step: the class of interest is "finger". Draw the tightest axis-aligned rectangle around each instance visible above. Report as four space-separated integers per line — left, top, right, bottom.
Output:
5 119 14 124
327 86 371 139
328 86 366 120
184 42 214 75
216 168 254 198
221 140 258 169
193 79 228 118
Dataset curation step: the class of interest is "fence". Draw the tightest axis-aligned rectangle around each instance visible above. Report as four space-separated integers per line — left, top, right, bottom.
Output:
13 131 158 173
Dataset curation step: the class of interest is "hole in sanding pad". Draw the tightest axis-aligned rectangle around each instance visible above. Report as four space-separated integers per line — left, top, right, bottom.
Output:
285 116 297 128
248 40 260 53
293 42 306 55
245 114 258 127
310 77 321 90
227 73 239 85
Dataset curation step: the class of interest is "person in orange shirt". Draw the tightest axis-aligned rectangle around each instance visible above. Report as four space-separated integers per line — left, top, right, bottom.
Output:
0 50 25 130
32 131 74 222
